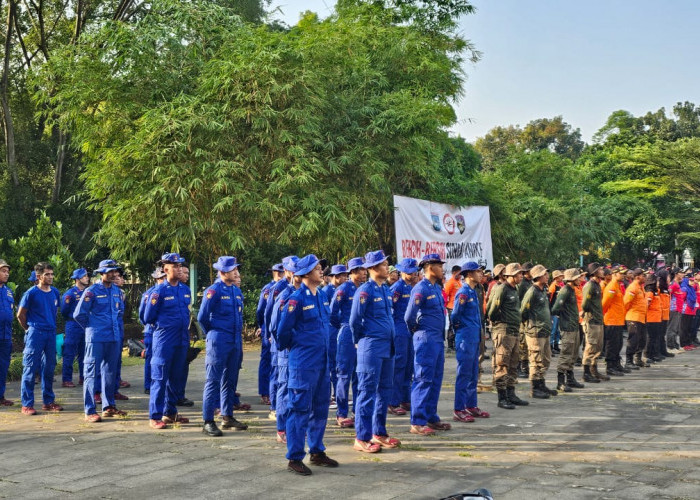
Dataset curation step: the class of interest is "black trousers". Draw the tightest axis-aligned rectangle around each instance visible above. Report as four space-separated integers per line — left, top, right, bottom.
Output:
644 322 661 359
625 321 646 360
604 325 623 364
680 314 695 347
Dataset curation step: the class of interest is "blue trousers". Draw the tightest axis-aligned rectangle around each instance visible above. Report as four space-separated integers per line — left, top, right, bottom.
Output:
0 339 11 399
328 326 338 398
335 325 357 418
83 341 120 414
286 367 330 461
550 316 561 346
144 335 152 390
411 333 445 426
232 349 243 405
390 333 413 406
202 333 240 421
149 343 187 420
276 351 289 432
454 337 480 410
62 322 85 383
356 347 394 442
21 329 56 408
258 338 271 397
269 339 278 410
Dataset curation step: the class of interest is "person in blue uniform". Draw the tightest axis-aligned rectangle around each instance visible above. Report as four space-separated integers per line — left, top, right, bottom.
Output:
143 252 192 429
27 271 37 285
198 256 249 436
60 268 90 387
451 262 491 423
323 264 348 407
331 256 365 428
73 259 126 422
268 256 301 444
265 257 297 421
404 253 451 435
0 260 14 407
112 270 130 399
277 254 338 475
173 264 194 408
388 258 419 415
230 270 250 411
350 250 401 453
256 263 284 406
17 262 62 415
140 267 166 394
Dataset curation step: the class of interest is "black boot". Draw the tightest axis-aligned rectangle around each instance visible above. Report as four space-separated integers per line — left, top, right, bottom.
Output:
591 364 610 381
497 388 515 409
542 379 558 396
606 362 624 376
625 356 640 370
530 380 550 399
633 353 649 368
517 361 529 379
583 365 600 383
617 360 632 373
566 370 584 389
202 421 223 437
557 372 572 392
506 386 529 406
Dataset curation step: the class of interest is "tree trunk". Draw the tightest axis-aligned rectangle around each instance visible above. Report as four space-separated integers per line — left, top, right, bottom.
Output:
0 0 18 186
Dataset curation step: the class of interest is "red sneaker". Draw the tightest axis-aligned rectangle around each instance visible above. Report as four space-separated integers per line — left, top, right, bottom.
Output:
149 419 167 430
427 420 451 431
371 434 401 448
114 392 129 401
409 424 435 436
387 405 407 416
353 439 381 453
260 395 271 406
465 407 490 418
684 346 694 351
233 403 251 411
21 406 37 416
453 410 475 423
399 402 411 411
42 402 64 412
336 416 355 428
62 381 76 388
85 413 102 423
119 380 131 388
102 407 127 417
276 431 287 443
162 413 189 424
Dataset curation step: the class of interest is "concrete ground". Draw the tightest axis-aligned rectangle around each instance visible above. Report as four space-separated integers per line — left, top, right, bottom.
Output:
1 343 699 500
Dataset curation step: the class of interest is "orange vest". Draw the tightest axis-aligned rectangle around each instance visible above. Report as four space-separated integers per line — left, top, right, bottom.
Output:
659 291 670 321
575 285 583 324
624 281 647 323
645 291 662 323
602 278 625 326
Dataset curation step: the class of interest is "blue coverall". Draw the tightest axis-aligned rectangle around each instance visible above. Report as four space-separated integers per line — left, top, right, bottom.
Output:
144 281 191 420
389 278 414 407
269 283 297 433
265 279 289 411
139 286 155 391
74 282 123 414
256 280 274 398
277 283 331 461
350 279 395 442
330 281 358 418
404 278 446 426
322 282 338 398
0 285 14 402
60 286 86 383
450 283 481 410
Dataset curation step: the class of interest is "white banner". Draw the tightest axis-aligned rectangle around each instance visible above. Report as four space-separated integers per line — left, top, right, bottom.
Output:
393 195 493 271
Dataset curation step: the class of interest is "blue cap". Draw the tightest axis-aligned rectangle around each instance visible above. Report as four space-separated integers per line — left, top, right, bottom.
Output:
282 255 299 272
271 263 285 272
329 264 348 276
396 258 419 274
419 253 446 267
294 254 320 276
151 267 166 279
213 256 240 273
362 250 388 269
95 259 121 273
160 252 185 264
70 268 88 280
28 270 37 282
460 261 483 274
347 257 365 272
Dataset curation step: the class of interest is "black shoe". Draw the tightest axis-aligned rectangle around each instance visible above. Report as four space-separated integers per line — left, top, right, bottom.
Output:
221 416 248 431
497 388 515 409
618 362 632 373
516 362 528 379
557 372 572 392
176 398 194 407
566 370 585 389
202 421 223 437
542 381 558 396
583 365 600 383
310 452 339 467
625 362 640 370
530 381 550 399
591 365 610 381
606 367 624 376
506 386 529 406
634 358 650 368
288 460 312 476
652 356 664 362
575 357 582 367
663 352 675 358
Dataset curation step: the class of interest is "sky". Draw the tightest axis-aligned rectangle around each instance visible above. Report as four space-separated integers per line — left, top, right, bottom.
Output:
268 0 700 143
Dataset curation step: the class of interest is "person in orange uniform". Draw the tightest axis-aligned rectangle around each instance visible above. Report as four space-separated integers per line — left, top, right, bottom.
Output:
444 266 463 353
643 273 663 364
602 266 628 376
623 269 647 369
656 270 674 359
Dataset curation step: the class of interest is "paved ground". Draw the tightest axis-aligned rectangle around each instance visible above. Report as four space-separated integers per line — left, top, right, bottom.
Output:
1 343 700 500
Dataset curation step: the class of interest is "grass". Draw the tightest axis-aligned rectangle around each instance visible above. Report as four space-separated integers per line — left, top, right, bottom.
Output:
401 444 427 451
458 452 473 458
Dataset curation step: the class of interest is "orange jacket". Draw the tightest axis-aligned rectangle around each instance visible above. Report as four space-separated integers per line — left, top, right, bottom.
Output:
602 278 625 326
444 275 461 309
575 284 583 324
645 291 662 323
624 280 647 323
659 291 670 321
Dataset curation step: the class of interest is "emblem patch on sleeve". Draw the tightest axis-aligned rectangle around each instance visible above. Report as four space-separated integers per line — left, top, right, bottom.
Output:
414 293 423 305
288 300 298 313
150 293 159 305
206 289 215 300
359 292 369 304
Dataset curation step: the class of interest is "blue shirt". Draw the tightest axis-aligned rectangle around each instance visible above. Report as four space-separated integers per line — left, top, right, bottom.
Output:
450 283 482 342
256 280 275 331
349 279 394 348
19 286 60 332
0 284 14 341
233 284 244 334
197 280 242 339
404 278 446 340
73 282 123 342
330 281 357 329
390 278 413 334
277 283 330 379
265 279 290 336
139 285 156 337
144 281 192 347
322 283 336 303
61 285 85 324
